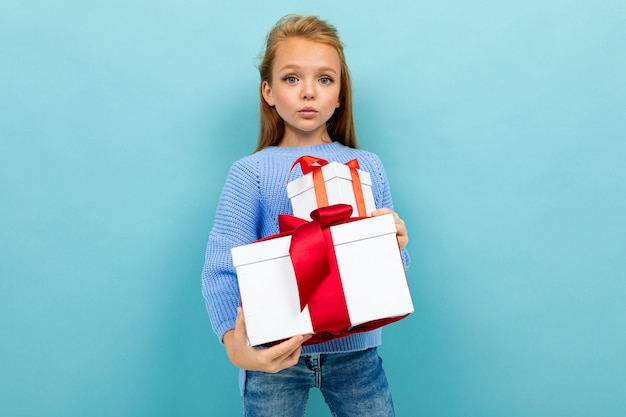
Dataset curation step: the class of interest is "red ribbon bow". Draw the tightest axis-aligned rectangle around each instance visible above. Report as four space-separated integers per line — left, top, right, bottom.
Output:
281 204 408 345
270 204 409 345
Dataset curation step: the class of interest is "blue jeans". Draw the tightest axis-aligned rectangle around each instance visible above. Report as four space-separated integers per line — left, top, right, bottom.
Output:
243 347 395 417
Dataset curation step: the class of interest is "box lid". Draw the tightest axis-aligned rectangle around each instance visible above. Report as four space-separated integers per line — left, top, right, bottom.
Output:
231 235 292 268
330 214 396 246
231 214 397 267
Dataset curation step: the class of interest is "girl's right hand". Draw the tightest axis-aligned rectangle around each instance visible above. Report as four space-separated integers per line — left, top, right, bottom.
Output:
222 307 311 373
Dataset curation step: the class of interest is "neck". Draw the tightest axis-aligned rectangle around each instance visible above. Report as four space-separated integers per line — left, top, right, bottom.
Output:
278 127 332 148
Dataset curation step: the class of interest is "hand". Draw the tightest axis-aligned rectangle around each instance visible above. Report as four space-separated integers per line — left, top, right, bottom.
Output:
223 307 311 373
371 208 409 250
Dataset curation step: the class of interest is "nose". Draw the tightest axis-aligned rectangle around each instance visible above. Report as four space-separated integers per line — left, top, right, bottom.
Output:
302 80 315 100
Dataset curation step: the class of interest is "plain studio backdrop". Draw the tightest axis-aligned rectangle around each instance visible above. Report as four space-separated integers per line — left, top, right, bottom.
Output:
1 1 624 416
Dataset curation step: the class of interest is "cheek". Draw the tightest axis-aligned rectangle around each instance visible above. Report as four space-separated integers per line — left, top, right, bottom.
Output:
335 90 341 108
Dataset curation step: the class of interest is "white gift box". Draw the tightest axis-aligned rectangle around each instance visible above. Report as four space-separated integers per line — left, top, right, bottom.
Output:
287 161 377 220
231 213 413 346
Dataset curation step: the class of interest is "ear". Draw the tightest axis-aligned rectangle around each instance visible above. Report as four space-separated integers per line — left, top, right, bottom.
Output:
262 81 275 106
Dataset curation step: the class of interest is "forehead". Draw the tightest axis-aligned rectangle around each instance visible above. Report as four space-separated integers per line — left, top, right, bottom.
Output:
273 38 341 73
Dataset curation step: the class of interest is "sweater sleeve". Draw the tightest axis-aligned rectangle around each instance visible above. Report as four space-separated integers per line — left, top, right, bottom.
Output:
201 159 261 343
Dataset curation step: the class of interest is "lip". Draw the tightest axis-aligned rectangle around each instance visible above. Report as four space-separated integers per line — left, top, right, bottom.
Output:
298 107 318 118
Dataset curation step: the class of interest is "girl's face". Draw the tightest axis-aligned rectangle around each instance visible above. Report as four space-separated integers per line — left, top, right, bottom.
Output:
262 38 341 146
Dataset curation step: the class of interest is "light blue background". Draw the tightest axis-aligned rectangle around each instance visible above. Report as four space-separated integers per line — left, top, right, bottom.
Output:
1 1 625 416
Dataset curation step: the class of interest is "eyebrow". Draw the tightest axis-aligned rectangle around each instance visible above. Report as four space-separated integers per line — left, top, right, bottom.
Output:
277 64 339 75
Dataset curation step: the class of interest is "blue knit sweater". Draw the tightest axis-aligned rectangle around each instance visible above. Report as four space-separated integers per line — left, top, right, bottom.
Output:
201 141 410 355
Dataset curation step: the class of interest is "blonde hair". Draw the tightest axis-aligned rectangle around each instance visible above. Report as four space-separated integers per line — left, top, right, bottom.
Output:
255 14 358 152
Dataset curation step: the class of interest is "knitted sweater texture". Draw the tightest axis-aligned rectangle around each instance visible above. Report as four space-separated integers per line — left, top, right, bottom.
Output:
202 141 410 355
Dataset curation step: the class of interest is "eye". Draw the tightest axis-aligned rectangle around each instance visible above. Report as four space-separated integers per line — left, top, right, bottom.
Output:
284 76 298 84
319 76 333 85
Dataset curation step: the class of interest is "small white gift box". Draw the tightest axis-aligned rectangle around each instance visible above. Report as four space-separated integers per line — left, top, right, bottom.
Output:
287 157 377 221
231 208 413 346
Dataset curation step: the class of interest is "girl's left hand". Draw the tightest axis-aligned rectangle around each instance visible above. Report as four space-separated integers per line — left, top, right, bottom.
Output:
371 208 409 249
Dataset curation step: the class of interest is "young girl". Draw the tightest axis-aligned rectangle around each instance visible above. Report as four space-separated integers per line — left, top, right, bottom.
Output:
202 14 410 417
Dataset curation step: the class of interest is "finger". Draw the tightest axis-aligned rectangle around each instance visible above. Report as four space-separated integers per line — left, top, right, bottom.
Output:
397 235 409 249
372 208 402 226
267 334 308 362
395 218 406 235
371 208 392 217
233 307 247 340
387 213 408 249
272 337 307 371
281 344 303 367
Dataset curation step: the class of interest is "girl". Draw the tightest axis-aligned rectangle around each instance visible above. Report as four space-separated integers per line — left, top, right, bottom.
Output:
202 14 410 417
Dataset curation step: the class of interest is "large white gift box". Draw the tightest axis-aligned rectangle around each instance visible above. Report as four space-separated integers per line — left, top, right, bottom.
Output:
287 158 376 220
231 210 413 346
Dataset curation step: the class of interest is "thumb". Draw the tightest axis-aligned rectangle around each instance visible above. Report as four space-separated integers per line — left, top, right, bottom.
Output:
234 307 247 340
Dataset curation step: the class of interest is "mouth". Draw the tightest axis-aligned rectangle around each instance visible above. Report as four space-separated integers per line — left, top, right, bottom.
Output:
298 107 318 118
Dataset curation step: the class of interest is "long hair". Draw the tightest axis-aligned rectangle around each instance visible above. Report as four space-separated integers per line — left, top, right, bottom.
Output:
255 14 358 152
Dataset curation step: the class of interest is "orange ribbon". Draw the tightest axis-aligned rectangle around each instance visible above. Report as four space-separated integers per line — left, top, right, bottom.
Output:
345 159 367 217
289 156 368 217
289 156 329 208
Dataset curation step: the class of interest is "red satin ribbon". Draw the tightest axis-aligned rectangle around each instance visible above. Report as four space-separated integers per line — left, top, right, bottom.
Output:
289 205 354 336
289 156 368 217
